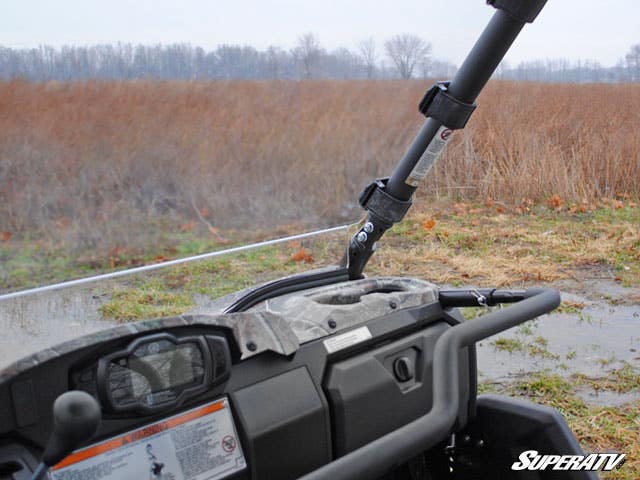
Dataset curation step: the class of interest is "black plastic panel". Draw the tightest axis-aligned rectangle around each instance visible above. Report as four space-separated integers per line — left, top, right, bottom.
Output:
232 367 329 480
325 325 471 456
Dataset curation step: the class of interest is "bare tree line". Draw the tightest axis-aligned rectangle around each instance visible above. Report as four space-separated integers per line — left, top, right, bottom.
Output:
497 55 640 83
0 33 446 81
0 33 639 83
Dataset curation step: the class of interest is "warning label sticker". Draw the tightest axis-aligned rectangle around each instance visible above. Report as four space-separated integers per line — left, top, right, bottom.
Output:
323 326 372 354
48 398 246 480
405 126 453 187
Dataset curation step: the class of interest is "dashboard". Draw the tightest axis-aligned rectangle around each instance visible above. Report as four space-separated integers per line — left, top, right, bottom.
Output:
0 277 475 480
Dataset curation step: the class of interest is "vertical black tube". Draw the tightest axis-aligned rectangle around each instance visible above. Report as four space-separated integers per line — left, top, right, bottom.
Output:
385 9 526 201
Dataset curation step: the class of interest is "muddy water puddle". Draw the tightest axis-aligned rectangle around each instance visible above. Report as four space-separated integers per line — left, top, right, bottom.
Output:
476 289 640 405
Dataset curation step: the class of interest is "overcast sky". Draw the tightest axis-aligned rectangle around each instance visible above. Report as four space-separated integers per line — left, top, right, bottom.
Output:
2 0 639 67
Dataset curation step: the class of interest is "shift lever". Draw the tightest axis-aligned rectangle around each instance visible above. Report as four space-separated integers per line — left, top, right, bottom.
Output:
31 391 101 480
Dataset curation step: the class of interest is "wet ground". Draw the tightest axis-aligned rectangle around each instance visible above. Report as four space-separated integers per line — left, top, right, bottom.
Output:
0 278 637 406
477 281 640 406
478 291 639 379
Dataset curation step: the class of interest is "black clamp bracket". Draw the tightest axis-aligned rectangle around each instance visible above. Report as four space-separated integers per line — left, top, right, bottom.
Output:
487 0 548 24
418 81 476 130
347 178 412 279
359 177 412 226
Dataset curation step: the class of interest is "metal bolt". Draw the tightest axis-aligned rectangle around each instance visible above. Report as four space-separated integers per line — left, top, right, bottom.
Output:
246 341 257 351
476 439 484 448
363 222 374 233
389 301 397 309
463 435 471 444
328 319 337 329
356 231 368 243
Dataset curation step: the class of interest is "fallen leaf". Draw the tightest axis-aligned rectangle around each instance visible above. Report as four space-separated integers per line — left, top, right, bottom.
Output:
291 248 314 263
422 218 436 230
546 194 563 209
612 199 624 209
0 231 11 241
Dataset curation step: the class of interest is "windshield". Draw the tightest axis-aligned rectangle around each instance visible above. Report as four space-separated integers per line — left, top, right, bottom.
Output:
0 226 356 369
0 2 444 369
0 52 413 368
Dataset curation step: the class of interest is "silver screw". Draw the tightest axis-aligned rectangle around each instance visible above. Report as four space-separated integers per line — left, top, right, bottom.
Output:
356 231 368 243
363 222 374 233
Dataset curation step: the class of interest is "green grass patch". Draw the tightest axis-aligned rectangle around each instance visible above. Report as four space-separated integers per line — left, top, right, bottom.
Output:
491 337 525 354
3 202 638 292
94 240 344 321
99 282 195 321
574 363 640 394
556 301 586 314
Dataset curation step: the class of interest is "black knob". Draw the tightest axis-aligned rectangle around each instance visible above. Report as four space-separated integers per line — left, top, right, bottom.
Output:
42 391 102 467
393 356 415 382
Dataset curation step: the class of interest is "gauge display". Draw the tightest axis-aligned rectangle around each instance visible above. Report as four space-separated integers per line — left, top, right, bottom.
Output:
107 339 205 408
97 333 228 414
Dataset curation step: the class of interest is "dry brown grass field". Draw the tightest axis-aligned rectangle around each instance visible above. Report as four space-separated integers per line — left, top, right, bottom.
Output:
1 79 639 253
1 80 639 475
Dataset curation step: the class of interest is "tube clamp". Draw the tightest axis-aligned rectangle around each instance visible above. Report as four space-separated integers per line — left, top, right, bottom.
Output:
487 0 548 24
418 82 476 130
359 178 412 225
